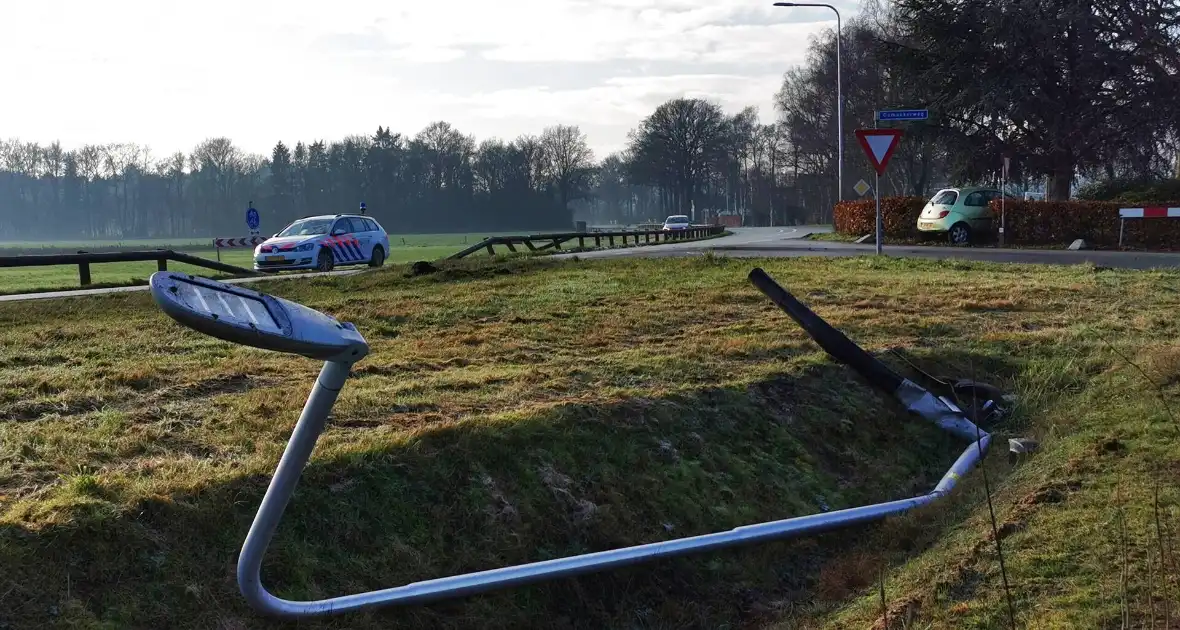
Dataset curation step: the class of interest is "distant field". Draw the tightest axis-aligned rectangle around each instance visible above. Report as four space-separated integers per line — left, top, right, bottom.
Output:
0 227 707 294
0 232 514 294
0 231 523 255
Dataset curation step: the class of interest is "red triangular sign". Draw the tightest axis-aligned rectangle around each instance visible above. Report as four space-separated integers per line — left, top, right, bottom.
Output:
855 129 903 176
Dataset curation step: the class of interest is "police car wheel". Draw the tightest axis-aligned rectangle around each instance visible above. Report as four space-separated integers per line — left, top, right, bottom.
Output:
369 246 385 268
316 249 334 272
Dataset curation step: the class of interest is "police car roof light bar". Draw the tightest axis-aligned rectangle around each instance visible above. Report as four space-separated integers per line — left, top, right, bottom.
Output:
147 270 989 620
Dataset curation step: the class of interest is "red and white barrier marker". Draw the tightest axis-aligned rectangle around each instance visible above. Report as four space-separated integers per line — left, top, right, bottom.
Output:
214 236 267 248
1118 207 1180 246
212 236 267 261
1119 207 1180 219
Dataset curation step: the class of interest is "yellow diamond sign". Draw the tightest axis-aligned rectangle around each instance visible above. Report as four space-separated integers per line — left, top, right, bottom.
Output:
854 179 871 197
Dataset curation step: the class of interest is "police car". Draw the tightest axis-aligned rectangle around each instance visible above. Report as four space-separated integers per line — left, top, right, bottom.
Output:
253 214 391 272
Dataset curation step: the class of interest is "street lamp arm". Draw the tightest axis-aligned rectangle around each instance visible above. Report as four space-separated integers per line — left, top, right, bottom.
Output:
772 0 844 205
773 2 838 10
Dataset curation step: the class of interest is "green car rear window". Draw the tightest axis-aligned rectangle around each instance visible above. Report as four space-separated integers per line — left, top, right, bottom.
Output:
931 190 958 205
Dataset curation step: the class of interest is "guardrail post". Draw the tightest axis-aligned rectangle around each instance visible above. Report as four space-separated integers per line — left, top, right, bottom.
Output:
578 236 585 249
609 235 615 247
79 262 91 286
485 240 495 256
595 235 601 248
158 258 168 272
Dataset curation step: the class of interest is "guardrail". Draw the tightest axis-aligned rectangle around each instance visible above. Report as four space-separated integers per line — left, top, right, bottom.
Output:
0 249 259 287
447 225 725 260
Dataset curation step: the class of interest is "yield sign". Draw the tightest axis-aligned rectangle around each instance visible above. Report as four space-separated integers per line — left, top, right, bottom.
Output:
855 129 904 176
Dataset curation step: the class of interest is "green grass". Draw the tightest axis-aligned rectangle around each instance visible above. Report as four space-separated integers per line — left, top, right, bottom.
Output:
807 232 861 243
0 230 723 295
0 247 462 295
2 255 1179 629
0 232 517 295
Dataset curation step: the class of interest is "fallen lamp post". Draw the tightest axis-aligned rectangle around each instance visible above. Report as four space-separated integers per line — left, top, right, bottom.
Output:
148 268 998 619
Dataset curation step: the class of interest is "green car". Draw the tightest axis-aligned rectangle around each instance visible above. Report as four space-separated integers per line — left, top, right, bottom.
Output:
916 186 1006 244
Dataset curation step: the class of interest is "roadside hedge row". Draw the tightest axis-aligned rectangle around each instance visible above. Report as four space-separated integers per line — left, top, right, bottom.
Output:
998 200 1180 249
833 197 926 239
834 196 1180 249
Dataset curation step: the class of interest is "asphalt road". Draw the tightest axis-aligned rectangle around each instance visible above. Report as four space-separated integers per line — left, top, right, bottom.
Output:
558 226 1180 270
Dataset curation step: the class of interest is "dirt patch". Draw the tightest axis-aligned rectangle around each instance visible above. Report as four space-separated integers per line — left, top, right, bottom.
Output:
1097 436 1127 456
353 358 473 378
814 552 882 601
3 397 104 422
872 595 922 630
405 260 439 276
152 374 265 402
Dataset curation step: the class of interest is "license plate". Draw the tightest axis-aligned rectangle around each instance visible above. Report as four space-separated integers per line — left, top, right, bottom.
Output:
265 255 286 262
919 221 937 229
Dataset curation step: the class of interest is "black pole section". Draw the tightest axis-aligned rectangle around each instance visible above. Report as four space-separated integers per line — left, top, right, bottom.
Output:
747 267 904 394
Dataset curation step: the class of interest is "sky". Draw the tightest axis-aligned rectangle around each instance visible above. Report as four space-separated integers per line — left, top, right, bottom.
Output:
0 0 858 161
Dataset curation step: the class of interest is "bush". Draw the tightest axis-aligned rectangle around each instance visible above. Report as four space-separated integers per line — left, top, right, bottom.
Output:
992 199 1180 249
833 196 927 238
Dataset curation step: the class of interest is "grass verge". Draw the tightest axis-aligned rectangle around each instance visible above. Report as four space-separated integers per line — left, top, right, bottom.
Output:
2 255 1179 629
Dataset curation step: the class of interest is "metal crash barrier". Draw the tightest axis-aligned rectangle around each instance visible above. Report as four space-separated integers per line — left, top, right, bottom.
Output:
147 267 996 619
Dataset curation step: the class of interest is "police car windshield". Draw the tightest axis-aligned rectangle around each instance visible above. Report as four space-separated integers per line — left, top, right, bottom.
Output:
277 218 333 237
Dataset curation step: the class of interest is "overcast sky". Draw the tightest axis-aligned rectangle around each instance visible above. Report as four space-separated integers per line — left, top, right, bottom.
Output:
1 0 858 160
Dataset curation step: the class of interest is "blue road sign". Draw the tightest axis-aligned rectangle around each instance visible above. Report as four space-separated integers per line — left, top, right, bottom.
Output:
246 206 260 231
876 109 929 122
359 201 367 215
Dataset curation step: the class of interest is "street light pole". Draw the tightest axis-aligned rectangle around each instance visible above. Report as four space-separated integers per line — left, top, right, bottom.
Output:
773 2 843 203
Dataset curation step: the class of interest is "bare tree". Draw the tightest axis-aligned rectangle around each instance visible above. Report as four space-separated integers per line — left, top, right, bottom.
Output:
627 98 729 219
540 124 595 220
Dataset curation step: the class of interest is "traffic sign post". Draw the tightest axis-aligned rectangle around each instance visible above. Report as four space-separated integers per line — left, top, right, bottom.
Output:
1000 157 1010 246
246 201 260 237
854 129 904 255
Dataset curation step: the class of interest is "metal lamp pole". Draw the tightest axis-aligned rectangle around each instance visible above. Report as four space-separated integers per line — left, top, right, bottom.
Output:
773 2 843 203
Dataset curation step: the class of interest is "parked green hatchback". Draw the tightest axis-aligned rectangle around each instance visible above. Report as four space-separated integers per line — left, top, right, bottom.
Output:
916 186 1005 244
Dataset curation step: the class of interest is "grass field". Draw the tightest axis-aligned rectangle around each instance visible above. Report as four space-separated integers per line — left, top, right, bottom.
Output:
2 255 1179 629
0 233 507 295
0 230 715 295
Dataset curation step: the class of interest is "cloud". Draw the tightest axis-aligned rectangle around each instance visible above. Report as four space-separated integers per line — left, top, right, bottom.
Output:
462 74 784 124
0 0 857 157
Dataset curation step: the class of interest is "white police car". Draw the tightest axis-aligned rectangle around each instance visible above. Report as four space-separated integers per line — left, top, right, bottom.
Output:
253 214 391 272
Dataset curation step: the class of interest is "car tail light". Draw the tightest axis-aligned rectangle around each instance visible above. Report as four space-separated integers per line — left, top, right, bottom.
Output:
937 210 950 218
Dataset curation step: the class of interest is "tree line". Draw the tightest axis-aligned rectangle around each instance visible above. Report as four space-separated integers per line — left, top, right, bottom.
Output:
2 0 1177 241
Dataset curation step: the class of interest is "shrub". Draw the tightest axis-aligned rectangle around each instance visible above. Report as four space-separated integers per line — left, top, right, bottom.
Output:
991 199 1180 249
833 196 927 238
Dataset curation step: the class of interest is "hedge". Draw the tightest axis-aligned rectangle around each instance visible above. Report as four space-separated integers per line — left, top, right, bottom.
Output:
994 200 1180 249
833 196 1180 249
833 196 926 238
